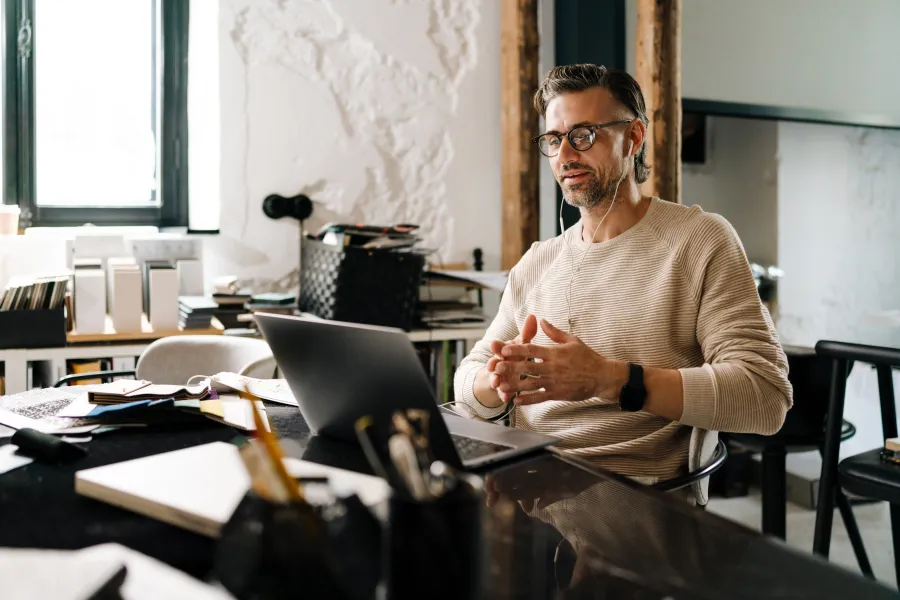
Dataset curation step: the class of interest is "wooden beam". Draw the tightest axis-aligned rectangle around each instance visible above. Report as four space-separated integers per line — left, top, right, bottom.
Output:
501 0 540 270
635 0 682 204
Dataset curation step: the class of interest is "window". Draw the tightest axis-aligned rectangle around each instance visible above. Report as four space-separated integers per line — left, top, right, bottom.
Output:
2 0 188 228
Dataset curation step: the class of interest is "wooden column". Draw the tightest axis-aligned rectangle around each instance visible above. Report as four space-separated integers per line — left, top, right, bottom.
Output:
500 0 540 269
635 0 682 204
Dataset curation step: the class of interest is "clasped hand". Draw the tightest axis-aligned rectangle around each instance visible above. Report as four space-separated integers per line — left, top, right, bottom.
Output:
486 314 624 405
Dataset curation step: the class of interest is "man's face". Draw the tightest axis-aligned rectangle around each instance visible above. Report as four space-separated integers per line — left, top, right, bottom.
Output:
544 88 632 209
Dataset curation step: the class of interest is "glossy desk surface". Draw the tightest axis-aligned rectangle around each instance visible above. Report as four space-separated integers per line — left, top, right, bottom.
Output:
1 406 896 599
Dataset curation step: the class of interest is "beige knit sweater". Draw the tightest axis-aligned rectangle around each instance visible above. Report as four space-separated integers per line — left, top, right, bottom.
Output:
454 198 792 481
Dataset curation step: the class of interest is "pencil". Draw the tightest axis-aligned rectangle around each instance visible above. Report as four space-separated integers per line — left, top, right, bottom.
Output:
236 438 276 500
239 391 304 502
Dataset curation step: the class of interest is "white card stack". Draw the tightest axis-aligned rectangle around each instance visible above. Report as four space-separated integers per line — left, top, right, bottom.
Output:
108 258 143 333
176 259 204 296
74 268 106 334
149 265 178 331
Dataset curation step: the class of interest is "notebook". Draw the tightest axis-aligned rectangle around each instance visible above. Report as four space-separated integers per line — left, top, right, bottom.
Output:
87 380 210 404
75 442 390 537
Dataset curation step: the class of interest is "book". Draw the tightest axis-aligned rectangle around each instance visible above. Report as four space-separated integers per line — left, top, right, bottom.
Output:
74 442 390 537
87 380 210 404
423 269 508 292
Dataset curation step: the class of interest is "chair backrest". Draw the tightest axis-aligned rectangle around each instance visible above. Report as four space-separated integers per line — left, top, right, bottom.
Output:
779 345 842 438
135 335 275 384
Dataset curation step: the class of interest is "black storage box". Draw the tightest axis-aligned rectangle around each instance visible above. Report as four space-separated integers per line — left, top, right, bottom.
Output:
300 237 425 331
0 308 67 349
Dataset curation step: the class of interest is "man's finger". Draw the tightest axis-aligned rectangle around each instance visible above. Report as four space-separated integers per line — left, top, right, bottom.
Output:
520 314 538 343
500 376 546 394
501 343 551 361
489 372 506 390
540 318 572 344
489 340 507 356
494 359 549 378
514 390 553 405
486 356 501 373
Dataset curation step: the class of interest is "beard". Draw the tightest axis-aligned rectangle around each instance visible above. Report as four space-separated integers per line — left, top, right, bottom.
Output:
559 162 627 210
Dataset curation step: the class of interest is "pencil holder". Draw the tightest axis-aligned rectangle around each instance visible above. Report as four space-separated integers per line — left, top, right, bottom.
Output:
385 481 485 600
213 489 382 600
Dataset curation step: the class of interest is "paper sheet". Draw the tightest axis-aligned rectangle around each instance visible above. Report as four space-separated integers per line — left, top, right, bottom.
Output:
0 444 34 475
0 423 14 438
200 397 270 431
0 388 94 433
209 373 297 407
427 269 509 292
0 543 235 600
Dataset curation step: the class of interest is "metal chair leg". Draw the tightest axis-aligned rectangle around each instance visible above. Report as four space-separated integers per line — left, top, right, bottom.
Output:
890 504 900 589
814 358 850 557
761 445 787 539
834 490 874 579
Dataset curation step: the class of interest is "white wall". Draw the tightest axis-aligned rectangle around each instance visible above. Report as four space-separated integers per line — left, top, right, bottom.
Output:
626 0 900 122
682 117 779 266
537 0 558 241
776 122 900 347
200 0 501 291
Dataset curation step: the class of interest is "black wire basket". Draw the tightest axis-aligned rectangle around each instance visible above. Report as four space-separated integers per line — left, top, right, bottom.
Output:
300 237 425 331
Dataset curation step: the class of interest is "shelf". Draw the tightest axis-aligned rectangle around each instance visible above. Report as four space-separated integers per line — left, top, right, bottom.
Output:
67 315 224 344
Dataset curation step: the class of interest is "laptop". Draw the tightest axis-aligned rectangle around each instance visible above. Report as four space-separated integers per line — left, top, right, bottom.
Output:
255 313 558 469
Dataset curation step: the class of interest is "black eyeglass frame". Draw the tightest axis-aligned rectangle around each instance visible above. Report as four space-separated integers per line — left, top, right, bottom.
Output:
532 119 633 157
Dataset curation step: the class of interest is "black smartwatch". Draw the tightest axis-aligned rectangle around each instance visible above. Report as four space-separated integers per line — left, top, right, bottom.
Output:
618 363 647 412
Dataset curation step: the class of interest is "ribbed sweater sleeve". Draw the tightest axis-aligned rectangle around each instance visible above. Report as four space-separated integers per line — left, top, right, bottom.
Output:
677 215 792 434
452 247 534 419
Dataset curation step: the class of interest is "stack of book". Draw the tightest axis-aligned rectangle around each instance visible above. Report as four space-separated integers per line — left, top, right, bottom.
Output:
53 380 264 432
210 277 251 329
178 296 218 330
314 223 421 250
0 273 70 311
417 269 507 329
246 293 295 316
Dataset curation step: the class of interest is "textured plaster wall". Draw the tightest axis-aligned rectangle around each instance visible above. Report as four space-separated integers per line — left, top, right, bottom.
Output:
776 122 900 347
205 0 499 290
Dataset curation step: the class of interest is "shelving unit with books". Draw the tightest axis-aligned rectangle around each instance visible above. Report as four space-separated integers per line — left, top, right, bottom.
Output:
0 326 486 396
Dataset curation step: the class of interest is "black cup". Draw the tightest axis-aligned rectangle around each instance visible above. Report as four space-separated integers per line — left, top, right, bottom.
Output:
213 491 381 600
386 482 485 600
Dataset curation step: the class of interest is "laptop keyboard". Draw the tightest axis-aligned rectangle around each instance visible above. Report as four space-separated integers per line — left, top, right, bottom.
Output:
451 434 514 461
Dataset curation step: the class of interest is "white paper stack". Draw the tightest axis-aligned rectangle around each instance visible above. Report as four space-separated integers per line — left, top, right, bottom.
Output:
74 269 107 334
176 259 204 296
149 266 179 331
109 258 143 333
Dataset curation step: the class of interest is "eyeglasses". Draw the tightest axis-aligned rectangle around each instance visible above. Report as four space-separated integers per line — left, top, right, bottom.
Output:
532 120 633 157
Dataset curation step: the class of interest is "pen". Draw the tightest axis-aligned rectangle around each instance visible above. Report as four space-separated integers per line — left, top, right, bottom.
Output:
355 415 408 493
393 409 432 470
389 433 429 500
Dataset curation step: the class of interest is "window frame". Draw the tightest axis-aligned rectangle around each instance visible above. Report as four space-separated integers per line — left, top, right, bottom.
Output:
2 0 189 228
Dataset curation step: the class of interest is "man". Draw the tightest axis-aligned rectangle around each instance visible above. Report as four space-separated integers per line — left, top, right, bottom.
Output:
453 64 792 495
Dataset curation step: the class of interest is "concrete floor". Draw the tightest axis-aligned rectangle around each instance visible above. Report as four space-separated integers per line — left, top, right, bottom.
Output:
707 492 897 589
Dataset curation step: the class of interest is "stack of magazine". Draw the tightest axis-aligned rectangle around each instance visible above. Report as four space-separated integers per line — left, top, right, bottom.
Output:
0 273 70 311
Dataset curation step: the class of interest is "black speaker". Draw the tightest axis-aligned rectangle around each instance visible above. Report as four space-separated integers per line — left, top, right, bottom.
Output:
263 194 313 221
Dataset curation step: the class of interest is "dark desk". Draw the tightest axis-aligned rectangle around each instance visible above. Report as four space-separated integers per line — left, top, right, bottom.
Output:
1 406 896 599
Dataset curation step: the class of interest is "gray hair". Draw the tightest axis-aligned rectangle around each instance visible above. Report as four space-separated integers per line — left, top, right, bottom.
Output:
533 64 650 184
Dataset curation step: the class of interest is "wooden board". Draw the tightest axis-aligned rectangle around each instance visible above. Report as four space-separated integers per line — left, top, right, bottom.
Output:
500 0 541 270
635 0 682 204
66 314 224 344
